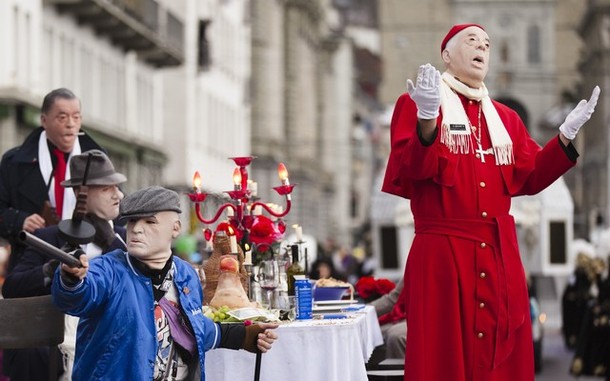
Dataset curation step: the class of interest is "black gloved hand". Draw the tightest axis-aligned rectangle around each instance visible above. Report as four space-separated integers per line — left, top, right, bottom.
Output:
86 213 115 251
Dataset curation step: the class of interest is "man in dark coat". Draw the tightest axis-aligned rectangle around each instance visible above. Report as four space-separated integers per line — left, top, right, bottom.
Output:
3 149 127 297
0 88 104 273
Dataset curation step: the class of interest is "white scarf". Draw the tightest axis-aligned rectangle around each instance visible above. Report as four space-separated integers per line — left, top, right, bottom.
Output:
440 72 514 165
38 130 81 219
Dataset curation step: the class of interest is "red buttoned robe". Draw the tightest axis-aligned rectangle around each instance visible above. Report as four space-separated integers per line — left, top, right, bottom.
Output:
382 93 577 381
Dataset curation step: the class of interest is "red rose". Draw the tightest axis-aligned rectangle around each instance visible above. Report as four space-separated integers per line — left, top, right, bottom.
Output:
355 276 378 299
355 276 396 300
376 278 396 295
249 215 284 247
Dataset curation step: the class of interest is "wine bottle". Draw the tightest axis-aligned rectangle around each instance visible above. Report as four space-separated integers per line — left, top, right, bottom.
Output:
286 244 304 296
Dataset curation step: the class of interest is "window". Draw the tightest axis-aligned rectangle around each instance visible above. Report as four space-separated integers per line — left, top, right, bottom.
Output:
380 226 399 269
527 25 541 64
500 40 509 63
549 221 566 265
198 19 212 70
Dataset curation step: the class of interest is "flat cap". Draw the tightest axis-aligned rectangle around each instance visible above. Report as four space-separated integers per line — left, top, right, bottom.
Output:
119 186 181 221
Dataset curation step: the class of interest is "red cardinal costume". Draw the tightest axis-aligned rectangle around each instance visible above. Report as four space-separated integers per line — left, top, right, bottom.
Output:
382 61 577 380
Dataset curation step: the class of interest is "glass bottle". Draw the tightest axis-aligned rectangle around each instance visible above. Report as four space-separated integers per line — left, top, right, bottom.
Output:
286 244 304 296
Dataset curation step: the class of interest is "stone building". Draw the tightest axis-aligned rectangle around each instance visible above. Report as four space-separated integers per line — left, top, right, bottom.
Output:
0 0 254 236
578 0 610 242
249 0 373 247
0 0 185 192
0 0 383 253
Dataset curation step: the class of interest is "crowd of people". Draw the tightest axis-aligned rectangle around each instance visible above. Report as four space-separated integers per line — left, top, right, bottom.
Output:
562 243 610 380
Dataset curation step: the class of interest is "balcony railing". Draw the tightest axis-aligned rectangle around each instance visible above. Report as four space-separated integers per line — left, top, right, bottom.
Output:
44 0 184 67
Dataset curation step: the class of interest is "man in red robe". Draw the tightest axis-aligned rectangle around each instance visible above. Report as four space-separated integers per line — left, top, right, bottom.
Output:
382 24 600 381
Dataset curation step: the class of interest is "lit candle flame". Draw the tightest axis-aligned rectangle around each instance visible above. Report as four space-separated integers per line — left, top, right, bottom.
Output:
192 171 202 192
278 163 289 185
233 168 242 189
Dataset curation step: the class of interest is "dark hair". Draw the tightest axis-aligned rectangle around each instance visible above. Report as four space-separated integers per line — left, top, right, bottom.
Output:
41 88 79 114
308 256 342 280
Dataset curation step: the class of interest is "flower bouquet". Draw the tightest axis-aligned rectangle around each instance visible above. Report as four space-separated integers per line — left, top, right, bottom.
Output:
355 276 396 303
248 215 285 265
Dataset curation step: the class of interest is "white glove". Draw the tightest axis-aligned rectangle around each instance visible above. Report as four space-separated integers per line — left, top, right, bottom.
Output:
559 86 600 140
406 63 441 120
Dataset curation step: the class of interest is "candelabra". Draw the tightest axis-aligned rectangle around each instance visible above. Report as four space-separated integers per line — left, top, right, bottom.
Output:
188 156 296 262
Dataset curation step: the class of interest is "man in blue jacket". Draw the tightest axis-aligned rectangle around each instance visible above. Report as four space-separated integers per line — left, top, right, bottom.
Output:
53 186 278 380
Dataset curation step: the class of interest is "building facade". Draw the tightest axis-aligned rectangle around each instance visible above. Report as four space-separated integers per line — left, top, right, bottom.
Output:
578 0 610 242
0 0 381 256
0 0 186 193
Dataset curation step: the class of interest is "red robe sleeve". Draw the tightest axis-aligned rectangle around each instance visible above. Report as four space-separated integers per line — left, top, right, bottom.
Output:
381 94 457 199
381 94 414 199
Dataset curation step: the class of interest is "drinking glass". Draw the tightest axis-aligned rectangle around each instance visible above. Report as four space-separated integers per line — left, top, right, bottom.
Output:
258 260 279 309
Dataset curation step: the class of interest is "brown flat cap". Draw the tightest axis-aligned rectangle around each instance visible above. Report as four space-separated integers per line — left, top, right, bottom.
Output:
119 186 181 221
61 149 127 187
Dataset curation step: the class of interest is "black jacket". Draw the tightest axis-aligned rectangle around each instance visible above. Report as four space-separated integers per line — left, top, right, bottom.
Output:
0 127 103 269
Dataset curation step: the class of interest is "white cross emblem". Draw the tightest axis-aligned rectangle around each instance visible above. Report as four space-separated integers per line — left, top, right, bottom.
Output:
475 142 494 163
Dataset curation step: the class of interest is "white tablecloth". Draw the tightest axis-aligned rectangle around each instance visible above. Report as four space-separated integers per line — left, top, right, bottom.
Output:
204 306 384 381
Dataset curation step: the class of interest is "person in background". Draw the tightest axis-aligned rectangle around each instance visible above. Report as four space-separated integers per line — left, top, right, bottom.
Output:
0 88 104 274
2 149 127 380
332 246 359 284
370 277 406 359
53 186 278 380
382 23 599 380
308 256 341 280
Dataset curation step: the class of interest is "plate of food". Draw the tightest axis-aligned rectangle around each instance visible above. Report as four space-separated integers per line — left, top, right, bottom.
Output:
313 278 354 301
